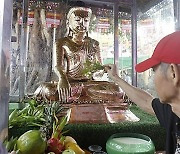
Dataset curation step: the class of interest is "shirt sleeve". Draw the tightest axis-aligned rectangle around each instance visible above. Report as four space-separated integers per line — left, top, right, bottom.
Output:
152 98 171 128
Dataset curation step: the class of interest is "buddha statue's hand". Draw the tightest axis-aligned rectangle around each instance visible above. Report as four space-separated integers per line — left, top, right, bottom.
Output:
57 79 72 103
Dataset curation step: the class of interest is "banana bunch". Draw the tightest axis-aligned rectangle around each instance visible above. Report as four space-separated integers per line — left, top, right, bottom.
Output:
62 136 85 154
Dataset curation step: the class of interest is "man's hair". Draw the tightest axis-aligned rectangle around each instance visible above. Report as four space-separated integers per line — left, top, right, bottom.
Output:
160 63 180 77
160 63 169 76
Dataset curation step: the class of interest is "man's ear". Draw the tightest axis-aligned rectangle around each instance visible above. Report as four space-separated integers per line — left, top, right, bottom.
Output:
169 64 180 86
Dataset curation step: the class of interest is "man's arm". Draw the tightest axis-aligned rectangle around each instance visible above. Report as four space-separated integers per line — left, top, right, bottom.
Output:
105 64 154 114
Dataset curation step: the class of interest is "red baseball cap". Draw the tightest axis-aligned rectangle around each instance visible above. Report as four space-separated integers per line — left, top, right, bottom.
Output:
135 31 180 72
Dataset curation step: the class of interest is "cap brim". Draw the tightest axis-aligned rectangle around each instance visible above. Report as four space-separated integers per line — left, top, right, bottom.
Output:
135 58 160 72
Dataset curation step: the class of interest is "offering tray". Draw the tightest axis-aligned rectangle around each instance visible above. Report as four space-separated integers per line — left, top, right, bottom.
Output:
68 103 139 123
69 103 107 123
105 105 140 123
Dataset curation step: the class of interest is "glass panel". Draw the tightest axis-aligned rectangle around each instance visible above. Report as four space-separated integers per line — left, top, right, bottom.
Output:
10 1 115 100
137 0 175 96
89 8 114 65
10 0 175 102
10 0 70 98
118 12 132 84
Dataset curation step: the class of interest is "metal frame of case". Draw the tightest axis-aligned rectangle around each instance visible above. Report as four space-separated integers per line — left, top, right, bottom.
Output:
0 0 13 141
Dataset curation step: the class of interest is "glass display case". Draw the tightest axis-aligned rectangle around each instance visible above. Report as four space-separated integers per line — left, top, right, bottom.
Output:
9 0 118 99
7 0 178 101
0 0 179 148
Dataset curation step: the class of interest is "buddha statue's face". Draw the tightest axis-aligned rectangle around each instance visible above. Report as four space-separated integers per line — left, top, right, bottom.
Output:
68 8 91 34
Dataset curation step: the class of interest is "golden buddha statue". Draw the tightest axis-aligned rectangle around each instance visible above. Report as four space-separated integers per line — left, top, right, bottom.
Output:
34 6 123 104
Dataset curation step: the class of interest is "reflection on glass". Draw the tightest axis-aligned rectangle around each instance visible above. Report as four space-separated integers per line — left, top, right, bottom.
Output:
10 1 116 100
137 0 175 94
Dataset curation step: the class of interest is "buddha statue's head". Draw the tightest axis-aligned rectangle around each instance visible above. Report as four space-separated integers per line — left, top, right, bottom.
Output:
66 7 92 35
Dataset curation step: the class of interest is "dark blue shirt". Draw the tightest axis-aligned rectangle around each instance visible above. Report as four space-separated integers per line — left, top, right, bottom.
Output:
152 98 180 154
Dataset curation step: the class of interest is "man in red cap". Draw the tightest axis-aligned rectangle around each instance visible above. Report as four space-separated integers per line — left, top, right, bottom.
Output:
105 31 180 154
